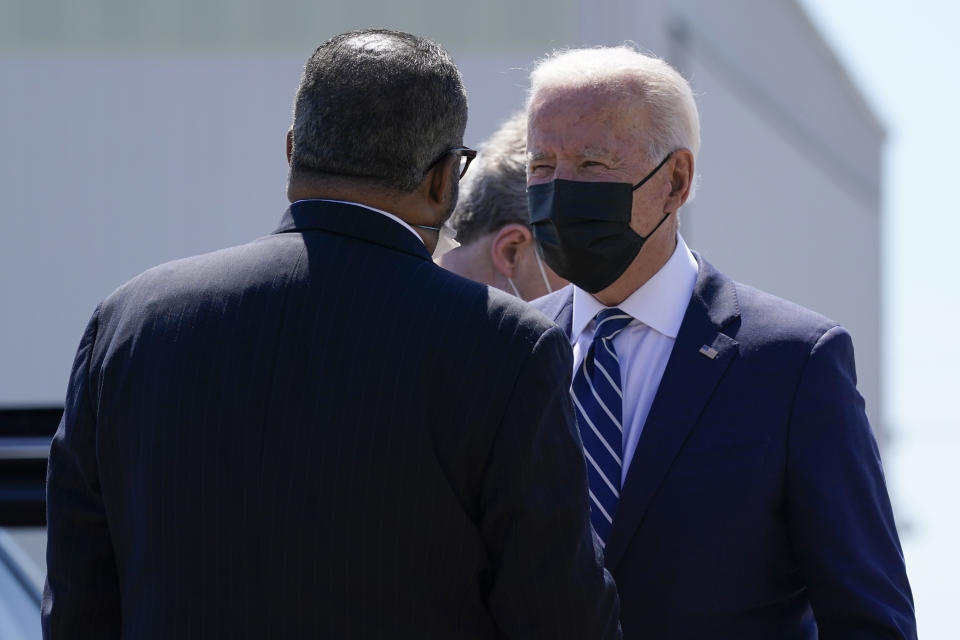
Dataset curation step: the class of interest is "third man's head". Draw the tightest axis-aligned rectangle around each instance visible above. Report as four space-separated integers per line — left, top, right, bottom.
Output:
441 112 567 300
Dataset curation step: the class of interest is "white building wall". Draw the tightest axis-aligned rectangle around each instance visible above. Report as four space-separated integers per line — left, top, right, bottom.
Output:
668 0 885 435
0 0 885 438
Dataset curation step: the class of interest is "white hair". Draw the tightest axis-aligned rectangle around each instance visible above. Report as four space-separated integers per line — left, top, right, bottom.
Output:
528 45 701 181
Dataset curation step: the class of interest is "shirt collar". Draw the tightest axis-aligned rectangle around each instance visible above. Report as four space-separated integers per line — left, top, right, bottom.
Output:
571 234 698 342
293 198 425 246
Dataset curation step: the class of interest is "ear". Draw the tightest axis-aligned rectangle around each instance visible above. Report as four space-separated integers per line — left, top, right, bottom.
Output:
423 153 458 212
664 148 694 212
286 129 294 166
490 224 534 278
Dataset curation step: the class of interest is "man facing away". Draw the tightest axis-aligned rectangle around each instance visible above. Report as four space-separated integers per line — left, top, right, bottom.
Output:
439 112 567 300
43 30 620 639
525 46 916 639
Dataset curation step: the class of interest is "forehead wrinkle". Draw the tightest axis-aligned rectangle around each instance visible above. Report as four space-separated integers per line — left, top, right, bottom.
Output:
581 146 620 161
528 111 627 162
527 144 622 163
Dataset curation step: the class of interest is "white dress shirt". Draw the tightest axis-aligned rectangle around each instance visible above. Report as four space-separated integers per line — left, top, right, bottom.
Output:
571 235 698 484
295 198 425 245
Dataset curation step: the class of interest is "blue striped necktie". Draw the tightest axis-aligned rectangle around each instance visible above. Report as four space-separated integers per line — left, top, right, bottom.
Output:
571 307 633 547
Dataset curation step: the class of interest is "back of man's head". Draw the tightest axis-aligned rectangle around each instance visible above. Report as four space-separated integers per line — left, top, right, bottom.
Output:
449 111 528 246
290 29 468 192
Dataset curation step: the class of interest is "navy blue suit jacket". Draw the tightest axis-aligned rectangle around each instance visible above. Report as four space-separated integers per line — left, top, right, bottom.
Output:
43 200 620 639
533 254 916 639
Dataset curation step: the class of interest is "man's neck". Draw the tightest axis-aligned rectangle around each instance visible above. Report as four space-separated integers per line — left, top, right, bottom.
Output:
288 176 403 215
437 240 496 283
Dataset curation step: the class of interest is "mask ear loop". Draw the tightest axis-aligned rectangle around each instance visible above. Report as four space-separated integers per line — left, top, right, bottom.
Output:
534 249 553 294
641 209 672 240
630 151 675 242
507 277 522 298
631 151 674 191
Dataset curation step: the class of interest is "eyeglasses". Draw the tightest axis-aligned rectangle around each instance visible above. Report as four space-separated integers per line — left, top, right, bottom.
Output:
427 146 477 179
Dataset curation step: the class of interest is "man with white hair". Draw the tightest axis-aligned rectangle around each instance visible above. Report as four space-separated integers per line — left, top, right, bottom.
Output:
527 46 916 639
440 112 567 300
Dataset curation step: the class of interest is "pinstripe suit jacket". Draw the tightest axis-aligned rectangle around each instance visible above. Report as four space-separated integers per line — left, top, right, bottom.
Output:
43 200 621 639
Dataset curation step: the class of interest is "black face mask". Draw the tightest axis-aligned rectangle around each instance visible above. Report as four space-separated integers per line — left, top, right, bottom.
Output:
528 153 673 293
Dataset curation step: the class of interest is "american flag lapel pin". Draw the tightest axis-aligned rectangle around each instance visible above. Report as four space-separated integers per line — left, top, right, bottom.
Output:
698 345 719 360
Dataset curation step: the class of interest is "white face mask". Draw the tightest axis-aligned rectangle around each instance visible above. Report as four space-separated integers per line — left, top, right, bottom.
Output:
432 221 460 260
507 249 554 300
417 220 461 261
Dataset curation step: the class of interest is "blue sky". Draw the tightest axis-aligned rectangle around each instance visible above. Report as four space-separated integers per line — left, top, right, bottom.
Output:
799 0 960 433
797 2 960 634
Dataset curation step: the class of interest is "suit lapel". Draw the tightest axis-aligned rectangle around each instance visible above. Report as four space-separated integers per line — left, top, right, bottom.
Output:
603 254 741 570
531 285 575 334
549 287 574 335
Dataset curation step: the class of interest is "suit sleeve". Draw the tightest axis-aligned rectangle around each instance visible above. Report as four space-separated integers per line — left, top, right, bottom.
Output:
43 305 122 639
786 325 916 639
480 324 622 639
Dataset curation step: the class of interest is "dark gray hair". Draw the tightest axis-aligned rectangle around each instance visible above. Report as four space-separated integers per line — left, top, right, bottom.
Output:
290 29 468 192
449 112 528 245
